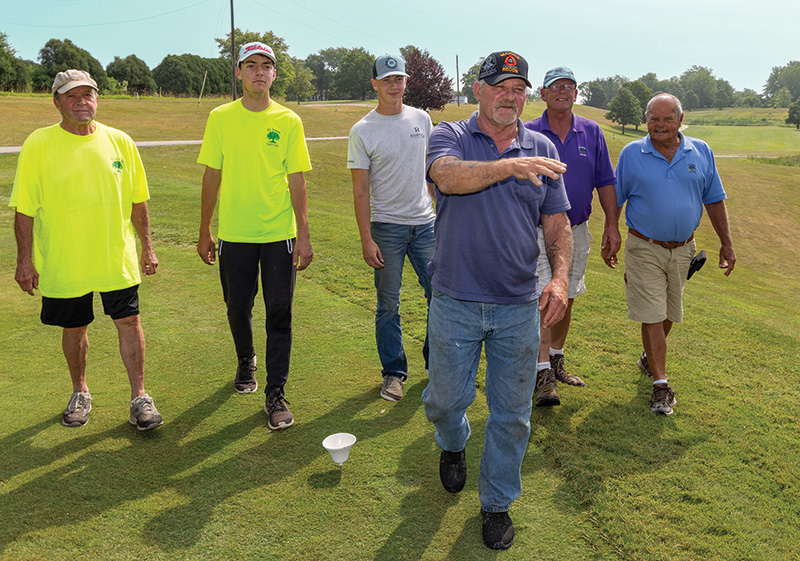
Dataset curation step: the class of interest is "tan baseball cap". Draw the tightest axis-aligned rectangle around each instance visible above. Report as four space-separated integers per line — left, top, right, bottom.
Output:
52 69 99 94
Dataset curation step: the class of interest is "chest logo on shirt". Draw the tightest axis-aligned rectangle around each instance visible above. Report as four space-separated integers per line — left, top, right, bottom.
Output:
688 164 697 173
266 129 281 146
111 158 124 175
410 126 425 139
579 146 587 156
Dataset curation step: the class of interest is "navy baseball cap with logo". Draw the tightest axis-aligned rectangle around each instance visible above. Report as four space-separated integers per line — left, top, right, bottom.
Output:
478 51 531 88
373 55 409 80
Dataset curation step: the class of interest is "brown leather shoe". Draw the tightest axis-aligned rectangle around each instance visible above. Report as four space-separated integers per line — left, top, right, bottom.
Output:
534 368 560 407
550 354 585 387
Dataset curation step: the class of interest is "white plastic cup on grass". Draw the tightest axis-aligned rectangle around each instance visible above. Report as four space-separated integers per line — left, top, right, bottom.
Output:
322 433 356 467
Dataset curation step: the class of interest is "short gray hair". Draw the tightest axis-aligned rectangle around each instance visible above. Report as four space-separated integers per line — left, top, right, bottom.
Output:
645 93 683 120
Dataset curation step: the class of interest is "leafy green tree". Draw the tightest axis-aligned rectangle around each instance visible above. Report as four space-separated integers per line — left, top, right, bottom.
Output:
605 88 641 134
333 47 373 100
683 90 701 111
773 86 792 108
620 80 652 129
285 57 316 103
216 29 293 97
764 61 800 103
400 45 453 112
680 66 717 108
0 32 17 90
460 59 483 104
38 38 108 90
107 54 156 94
714 88 732 110
579 80 607 108
786 100 800 129
152 54 229 96
736 88 762 107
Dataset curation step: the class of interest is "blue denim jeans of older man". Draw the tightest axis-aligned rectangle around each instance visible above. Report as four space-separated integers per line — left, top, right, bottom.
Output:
370 221 435 380
422 290 540 512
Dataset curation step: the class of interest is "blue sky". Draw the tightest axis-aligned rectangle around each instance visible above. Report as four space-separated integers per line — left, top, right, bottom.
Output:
0 0 794 93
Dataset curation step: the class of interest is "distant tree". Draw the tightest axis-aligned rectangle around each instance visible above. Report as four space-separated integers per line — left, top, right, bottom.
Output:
683 90 701 111
605 88 641 134
216 29 293 97
579 80 607 108
305 47 347 101
786 100 800 129
620 80 652 129
714 88 732 110
773 87 792 108
763 61 800 103
736 88 762 107
285 57 316 103
653 76 685 100
460 59 483 104
637 72 659 92
333 47 373 100
152 54 229 96
399 45 453 112
107 54 156 94
0 32 17 90
680 66 717 108
38 38 108 90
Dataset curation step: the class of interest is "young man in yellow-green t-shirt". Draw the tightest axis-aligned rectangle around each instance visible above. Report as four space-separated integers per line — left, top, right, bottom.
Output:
197 42 312 430
10 70 163 431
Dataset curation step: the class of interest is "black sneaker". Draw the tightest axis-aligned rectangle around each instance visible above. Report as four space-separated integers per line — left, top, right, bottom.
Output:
439 449 466 493
264 389 294 430
234 355 258 394
481 509 514 549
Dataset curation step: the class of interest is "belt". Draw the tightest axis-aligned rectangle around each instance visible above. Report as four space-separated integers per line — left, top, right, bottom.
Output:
628 228 693 249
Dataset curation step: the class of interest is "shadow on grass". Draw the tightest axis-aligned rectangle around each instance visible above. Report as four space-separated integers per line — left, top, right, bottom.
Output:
528 371 707 509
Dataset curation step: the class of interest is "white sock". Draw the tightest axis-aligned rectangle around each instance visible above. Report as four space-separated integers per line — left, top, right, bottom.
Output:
653 379 668 386
550 348 564 356
537 361 550 372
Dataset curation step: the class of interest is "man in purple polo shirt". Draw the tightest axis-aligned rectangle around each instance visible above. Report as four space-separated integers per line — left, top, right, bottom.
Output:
421 50 572 550
616 93 735 415
524 67 619 407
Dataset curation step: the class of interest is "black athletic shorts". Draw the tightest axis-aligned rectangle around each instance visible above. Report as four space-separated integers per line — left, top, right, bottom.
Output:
41 285 140 328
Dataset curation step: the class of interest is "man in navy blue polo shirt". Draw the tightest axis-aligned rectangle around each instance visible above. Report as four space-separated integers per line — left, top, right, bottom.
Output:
616 93 735 416
422 50 572 550
524 67 619 407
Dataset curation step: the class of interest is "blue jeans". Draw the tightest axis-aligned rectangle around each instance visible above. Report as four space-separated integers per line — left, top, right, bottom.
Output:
422 290 540 512
370 221 435 380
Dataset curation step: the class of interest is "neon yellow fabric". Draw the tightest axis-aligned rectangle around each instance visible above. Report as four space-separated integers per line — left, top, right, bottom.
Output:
197 99 312 243
10 122 149 298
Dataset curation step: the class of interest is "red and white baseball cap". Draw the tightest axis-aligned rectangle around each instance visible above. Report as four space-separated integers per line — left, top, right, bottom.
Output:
237 42 277 65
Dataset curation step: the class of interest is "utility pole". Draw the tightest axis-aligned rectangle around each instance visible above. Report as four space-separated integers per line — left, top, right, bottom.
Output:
230 0 236 100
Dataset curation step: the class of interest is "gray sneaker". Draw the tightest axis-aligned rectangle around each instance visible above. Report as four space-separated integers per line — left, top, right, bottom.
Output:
650 384 676 415
265 390 294 430
637 352 653 378
129 394 164 431
234 355 258 394
62 391 92 427
380 375 404 402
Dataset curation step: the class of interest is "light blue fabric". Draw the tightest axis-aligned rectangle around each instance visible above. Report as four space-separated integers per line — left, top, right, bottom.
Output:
370 221 434 378
422 290 539 512
616 133 726 242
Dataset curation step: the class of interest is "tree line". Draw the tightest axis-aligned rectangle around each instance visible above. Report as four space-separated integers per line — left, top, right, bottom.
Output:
0 30 452 112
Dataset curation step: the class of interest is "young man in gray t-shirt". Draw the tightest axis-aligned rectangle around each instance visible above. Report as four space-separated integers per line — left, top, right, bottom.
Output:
347 54 435 402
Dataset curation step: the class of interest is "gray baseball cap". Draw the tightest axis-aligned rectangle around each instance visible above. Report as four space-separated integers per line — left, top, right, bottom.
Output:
373 55 408 80
543 67 576 88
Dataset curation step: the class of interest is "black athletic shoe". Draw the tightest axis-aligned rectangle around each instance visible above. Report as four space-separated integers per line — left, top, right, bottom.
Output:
481 509 515 549
439 449 466 493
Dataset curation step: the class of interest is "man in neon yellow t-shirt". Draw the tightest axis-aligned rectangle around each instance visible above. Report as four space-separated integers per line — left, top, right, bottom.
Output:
197 42 312 430
10 69 163 431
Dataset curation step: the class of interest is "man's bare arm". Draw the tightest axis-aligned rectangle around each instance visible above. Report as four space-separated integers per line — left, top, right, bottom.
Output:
131 201 158 276
14 212 38 295
197 166 222 265
538 211 573 328
288 172 313 271
705 200 736 276
429 155 566 194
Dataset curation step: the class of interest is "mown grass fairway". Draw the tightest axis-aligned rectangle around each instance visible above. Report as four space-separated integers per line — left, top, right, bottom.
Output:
0 97 798 560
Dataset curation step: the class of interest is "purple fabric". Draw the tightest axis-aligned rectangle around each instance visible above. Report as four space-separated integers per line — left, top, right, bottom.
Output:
524 110 616 225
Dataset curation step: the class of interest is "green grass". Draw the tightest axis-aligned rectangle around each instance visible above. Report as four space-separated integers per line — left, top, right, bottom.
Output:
1 98 799 560
684 107 789 127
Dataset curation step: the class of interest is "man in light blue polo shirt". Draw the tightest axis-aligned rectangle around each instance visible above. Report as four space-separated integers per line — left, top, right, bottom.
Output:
524 67 619 407
616 93 735 416
422 50 572 550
